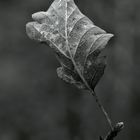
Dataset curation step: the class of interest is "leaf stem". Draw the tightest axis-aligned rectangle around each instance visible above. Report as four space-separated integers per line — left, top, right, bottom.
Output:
92 91 113 131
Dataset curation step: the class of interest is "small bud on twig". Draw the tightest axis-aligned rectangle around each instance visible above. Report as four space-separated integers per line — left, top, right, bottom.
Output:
100 122 124 140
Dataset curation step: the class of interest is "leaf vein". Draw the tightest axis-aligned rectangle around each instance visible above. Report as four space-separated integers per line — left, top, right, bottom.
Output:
74 26 96 57
67 7 77 19
68 16 85 37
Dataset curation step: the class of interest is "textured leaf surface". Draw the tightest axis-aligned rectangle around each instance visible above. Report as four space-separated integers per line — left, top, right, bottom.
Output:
26 0 113 90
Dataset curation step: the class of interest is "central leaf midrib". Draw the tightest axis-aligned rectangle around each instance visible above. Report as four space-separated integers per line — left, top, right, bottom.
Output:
64 0 94 91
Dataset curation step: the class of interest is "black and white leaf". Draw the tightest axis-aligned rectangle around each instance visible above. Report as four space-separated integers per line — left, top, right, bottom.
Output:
26 0 113 90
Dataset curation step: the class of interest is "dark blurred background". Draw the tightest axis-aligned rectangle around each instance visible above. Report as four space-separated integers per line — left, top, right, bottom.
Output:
0 0 139 140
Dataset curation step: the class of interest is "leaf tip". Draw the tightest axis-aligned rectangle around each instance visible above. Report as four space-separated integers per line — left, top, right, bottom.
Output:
107 33 114 39
32 11 46 23
26 22 41 41
26 22 35 40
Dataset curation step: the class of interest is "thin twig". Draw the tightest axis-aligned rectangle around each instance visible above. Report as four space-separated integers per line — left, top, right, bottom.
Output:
100 122 124 140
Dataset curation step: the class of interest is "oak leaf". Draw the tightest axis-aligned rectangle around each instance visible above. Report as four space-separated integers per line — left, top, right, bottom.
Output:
26 0 113 90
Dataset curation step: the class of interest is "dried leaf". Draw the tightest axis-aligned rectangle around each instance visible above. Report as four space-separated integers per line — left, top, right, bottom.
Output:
26 0 113 90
